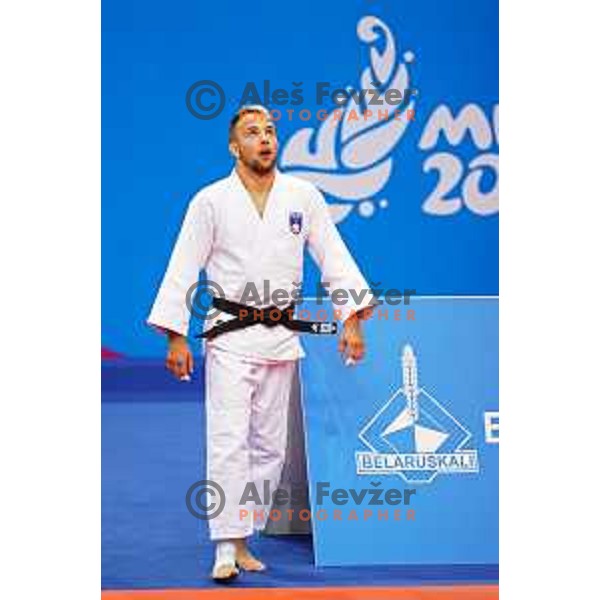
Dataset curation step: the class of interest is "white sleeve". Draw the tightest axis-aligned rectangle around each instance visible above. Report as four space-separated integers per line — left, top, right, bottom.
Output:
306 187 375 322
147 193 214 336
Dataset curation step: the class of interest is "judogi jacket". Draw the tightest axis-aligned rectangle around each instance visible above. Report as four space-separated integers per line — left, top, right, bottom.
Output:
148 168 374 361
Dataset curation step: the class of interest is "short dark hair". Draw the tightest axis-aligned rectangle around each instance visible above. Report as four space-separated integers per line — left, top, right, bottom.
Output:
229 104 272 140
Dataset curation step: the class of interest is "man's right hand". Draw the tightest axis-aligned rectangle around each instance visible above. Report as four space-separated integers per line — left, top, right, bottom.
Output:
166 333 194 379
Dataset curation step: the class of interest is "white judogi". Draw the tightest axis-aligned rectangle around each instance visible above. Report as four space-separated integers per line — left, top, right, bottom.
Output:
148 168 373 539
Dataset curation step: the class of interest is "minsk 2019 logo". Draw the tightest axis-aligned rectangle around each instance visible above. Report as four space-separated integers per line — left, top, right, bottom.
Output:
356 345 479 484
280 15 498 223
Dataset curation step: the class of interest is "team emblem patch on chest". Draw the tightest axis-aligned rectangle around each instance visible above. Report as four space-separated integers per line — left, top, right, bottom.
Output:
289 211 303 235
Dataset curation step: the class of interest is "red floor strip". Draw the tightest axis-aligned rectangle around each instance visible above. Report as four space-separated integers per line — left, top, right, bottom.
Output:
102 585 499 599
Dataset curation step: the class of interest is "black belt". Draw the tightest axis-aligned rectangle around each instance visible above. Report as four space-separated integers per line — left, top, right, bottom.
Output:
197 297 338 341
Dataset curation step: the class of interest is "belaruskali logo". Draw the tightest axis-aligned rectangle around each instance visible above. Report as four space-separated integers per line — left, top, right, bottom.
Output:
356 344 479 484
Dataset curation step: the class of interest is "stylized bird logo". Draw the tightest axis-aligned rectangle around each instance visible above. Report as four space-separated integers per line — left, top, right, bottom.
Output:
280 16 416 223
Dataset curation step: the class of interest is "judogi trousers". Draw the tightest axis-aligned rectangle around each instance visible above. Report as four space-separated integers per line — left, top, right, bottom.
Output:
205 345 297 541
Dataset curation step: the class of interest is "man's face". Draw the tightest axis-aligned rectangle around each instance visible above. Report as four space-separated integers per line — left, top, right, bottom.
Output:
231 112 278 175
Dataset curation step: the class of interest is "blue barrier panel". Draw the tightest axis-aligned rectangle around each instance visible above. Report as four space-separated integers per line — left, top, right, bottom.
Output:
301 297 498 566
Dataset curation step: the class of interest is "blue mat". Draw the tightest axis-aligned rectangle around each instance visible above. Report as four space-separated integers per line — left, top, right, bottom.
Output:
101 363 498 589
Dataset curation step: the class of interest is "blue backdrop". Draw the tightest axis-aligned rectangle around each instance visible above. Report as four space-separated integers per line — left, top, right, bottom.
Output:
102 0 498 357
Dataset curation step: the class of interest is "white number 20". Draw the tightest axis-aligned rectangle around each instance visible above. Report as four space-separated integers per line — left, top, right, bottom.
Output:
422 152 498 216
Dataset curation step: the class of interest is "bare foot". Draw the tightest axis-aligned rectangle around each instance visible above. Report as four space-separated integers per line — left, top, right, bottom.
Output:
234 540 266 572
211 562 239 582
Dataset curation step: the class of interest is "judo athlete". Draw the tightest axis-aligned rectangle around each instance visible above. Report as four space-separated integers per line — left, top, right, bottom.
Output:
148 105 375 581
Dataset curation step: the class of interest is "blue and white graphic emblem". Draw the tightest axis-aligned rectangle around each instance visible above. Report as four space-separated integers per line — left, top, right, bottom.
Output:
289 211 303 235
356 344 479 484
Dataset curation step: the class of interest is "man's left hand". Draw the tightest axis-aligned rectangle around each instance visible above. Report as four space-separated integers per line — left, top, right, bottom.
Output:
339 313 365 364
